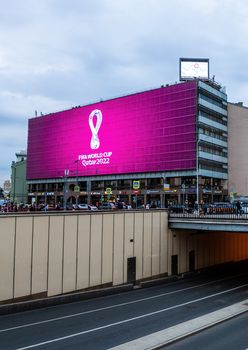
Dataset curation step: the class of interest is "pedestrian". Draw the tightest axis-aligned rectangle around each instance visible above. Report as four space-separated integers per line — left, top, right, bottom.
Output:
236 200 242 215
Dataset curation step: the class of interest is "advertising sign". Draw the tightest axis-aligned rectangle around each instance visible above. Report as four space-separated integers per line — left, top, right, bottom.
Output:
180 58 209 81
164 183 170 191
27 81 197 180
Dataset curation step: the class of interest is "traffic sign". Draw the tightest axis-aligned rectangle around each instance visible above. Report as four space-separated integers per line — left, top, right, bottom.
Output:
133 180 140 189
74 186 80 192
164 183 170 191
106 187 112 194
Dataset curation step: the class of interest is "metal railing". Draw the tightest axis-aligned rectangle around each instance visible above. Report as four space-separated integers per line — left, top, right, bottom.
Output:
168 205 248 220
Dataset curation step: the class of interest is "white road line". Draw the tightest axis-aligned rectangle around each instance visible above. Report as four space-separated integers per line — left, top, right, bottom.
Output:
107 300 248 350
0 274 243 333
15 283 248 350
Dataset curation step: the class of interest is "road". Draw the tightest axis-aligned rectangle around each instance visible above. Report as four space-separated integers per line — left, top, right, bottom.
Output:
165 312 248 350
0 266 248 349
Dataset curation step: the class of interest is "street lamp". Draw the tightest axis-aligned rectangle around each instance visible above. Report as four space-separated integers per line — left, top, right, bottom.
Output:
63 169 69 210
75 160 79 205
196 138 200 215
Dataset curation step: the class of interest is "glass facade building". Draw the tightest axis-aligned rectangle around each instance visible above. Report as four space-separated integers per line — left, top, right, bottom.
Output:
197 80 228 203
26 79 228 208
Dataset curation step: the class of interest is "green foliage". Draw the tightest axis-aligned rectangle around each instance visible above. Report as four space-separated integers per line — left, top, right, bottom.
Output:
0 187 4 198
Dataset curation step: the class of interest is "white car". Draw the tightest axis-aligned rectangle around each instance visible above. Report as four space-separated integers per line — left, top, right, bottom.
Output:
77 204 98 211
88 205 98 211
77 204 89 210
241 202 248 214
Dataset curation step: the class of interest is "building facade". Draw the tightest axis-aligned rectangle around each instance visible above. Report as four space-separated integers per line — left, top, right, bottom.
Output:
26 79 228 208
228 102 248 198
11 150 27 204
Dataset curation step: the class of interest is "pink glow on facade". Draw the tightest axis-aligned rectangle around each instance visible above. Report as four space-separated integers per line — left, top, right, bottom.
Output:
27 81 197 179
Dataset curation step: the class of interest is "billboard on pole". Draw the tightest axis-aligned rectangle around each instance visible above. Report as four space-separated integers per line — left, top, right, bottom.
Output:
180 58 209 81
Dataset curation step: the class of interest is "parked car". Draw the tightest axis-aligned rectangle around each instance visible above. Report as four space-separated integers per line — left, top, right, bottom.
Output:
65 204 76 210
77 203 89 210
77 204 98 211
88 205 98 211
98 202 116 210
0 199 6 206
240 202 248 214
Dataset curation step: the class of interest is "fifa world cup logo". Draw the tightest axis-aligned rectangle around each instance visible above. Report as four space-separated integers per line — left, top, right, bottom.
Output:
89 109 102 149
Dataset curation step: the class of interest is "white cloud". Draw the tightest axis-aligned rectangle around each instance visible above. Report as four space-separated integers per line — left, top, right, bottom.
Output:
0 90 72 118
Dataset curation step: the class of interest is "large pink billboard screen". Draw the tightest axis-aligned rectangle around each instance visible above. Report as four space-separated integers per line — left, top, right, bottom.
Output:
27 81 197 179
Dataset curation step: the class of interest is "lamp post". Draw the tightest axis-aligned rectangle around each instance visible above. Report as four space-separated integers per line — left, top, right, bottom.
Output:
75 160 79 205
12 162 16 203
182 183 185 209
196 138 200 215
63 169 69 210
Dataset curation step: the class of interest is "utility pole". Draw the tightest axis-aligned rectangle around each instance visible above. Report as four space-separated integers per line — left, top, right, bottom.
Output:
63 169 69 210
196 138 200 215
75 160 79 205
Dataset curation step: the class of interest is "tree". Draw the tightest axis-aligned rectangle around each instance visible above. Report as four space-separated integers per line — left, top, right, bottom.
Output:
0 187 4 198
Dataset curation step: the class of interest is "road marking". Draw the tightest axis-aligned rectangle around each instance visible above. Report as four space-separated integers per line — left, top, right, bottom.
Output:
0 274 244 333
108 300 248 350
15 283 248 349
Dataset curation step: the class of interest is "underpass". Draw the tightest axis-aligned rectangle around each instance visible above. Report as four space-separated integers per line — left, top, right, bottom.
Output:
0 262 248 349
1 210 248 348
168 213 248 276
1 210 248 305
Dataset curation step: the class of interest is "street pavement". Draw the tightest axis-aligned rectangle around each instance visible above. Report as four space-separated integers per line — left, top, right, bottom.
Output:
0 266 248 349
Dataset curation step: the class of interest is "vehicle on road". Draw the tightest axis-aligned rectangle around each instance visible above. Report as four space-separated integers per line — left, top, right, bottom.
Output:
240 202 248 214
98 202 116 210
77 203 89 210
77 204 98 211
88 205 98 211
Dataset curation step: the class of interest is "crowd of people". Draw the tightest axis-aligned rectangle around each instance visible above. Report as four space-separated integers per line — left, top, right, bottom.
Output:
169 199 245 216
2 199 243 214
0 202 59 213
0 199 162 213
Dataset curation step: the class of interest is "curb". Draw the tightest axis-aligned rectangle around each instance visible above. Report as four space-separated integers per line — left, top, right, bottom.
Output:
0 275 182 315
139 276 179 288
107 299 248 350
150 307 248 349
0 284 133 315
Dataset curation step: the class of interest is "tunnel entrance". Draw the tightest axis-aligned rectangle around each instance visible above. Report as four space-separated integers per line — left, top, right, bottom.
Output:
170 230 248 275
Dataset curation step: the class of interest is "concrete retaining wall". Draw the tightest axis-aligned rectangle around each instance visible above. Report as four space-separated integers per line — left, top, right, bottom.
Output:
1 210 248 304
0 210 168 302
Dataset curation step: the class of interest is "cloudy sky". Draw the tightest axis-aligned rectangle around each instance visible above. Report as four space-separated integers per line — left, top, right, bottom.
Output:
0 0 248 187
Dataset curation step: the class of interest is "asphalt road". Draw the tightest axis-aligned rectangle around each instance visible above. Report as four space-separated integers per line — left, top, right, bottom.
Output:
165 312 248 350
1 267 248 349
